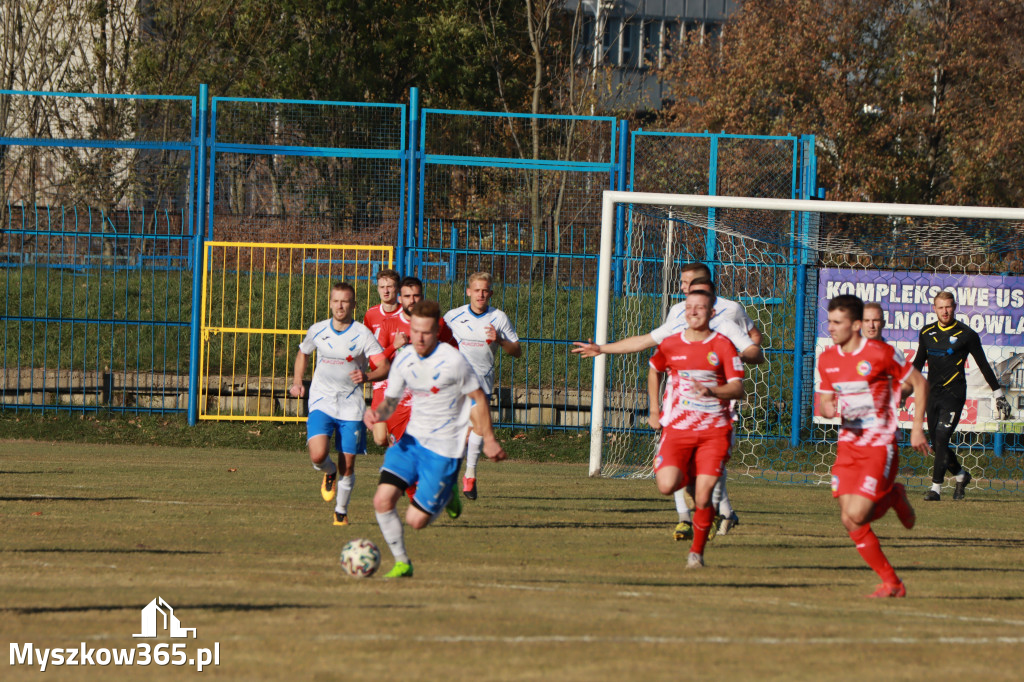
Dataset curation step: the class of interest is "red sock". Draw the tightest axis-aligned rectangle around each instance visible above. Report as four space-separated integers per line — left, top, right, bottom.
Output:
871 489 895 521
690 507 716 555
849 524 899 585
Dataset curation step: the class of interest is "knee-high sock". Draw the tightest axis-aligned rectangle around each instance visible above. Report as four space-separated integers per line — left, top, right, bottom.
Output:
465 432 483 478
335 473 355 514
713 472 732 517
313 457 337 474
674 489 692 523
689 506 716 555
375 509 409 564
849 524 899 585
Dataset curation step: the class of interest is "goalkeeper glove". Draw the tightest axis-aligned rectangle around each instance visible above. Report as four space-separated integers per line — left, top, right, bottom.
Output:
995 395 1013 421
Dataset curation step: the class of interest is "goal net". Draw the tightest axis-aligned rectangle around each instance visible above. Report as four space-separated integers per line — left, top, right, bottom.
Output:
590 192 1024 493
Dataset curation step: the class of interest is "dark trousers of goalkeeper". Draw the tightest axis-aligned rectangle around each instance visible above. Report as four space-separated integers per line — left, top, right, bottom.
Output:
926 386 967 484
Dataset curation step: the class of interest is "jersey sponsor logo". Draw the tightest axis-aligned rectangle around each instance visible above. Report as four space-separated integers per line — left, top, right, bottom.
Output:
430 386 440 394
706 351 720 367
824 367 840 373
831 474 839 493
732 357 743 372
856 360 871 376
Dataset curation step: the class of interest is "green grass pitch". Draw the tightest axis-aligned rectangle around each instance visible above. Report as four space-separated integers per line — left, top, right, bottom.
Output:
2 440 1023 680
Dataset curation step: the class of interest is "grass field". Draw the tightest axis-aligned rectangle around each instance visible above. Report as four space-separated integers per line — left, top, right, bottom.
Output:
2 439 1023 681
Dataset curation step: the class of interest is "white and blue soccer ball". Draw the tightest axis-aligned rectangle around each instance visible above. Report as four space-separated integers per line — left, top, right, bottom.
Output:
340 538 381 578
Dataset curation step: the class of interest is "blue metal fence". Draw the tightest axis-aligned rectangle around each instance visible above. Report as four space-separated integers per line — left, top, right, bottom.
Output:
1 86 809 432
1 90 197 414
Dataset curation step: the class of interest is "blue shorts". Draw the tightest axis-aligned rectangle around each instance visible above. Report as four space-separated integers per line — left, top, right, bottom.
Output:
381 434 461 516
306 410 366 455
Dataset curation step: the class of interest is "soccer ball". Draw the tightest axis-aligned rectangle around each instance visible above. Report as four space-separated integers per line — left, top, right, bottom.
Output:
339 538 381 578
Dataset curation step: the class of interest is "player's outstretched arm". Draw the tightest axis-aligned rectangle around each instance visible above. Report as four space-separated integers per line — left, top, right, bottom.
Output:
467 388 507 462
571 334 657 358
646 366 662 430
905 368 932 454
364 355 390 382
289 351 309 398
739 343 766 365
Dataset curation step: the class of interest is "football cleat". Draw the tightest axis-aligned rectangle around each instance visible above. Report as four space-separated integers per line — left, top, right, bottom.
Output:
923 490 941 502
892 483 915 529
673 521 693 542
321 471 337 502
718 511 740 536
383 561 414 578
446 488 462 519
333 511 349 527
953 471 972 501
705 515 719 543
867 581 906 598
463 476 477 500
686 552 704 569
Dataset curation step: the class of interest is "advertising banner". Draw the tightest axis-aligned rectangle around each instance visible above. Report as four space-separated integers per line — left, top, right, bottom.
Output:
813 269 1024 431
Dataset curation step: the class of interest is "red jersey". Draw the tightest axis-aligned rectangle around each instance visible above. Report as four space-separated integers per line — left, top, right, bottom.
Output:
649 331 743 433
816 337 913 447
363 303 401 343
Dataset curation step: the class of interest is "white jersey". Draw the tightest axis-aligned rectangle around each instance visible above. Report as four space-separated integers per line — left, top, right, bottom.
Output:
651 296 756 354
299 319 383 421
385 342 481 458
443 304 519 395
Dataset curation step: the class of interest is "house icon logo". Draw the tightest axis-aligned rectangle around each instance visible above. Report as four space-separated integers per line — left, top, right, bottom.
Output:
133 597 197 639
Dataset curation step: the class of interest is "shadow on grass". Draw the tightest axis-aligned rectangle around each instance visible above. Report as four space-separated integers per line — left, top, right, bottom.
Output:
4 548 217 555
1 495 137 502
3 602 336 615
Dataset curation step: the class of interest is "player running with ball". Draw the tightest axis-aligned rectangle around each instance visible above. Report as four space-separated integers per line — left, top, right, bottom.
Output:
364 299 507 578
817 295 930 598
574 289 743 569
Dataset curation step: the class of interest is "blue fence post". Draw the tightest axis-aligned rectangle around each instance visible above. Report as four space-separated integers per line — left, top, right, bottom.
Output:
188 84 209 426
612 120 628 296
789 134 817 447
402 87 419 274
705 134 719 277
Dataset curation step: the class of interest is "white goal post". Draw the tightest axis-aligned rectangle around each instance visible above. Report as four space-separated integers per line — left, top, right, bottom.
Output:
590 190 1024 478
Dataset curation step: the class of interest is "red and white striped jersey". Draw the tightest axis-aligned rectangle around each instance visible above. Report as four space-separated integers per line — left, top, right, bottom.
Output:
817 337 913 447
649 331 743 433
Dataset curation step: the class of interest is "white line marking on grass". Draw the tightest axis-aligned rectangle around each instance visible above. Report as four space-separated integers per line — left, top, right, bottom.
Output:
745 597 1024 628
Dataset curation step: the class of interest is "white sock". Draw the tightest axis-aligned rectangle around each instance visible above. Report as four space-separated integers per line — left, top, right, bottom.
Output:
375 509 408 564
335 474 355 514
955 471 966 482
931 482 942 494
674 489 692 523
465 432 483 477
312 457 337 475
715 473 733 517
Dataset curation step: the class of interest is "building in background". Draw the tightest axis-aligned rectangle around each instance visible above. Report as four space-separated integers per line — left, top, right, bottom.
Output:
568 0 740 112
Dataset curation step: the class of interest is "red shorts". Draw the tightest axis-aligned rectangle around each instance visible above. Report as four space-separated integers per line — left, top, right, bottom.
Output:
830 442 899 502
371 386 387 410
654 427 731 487
386 403 411 442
